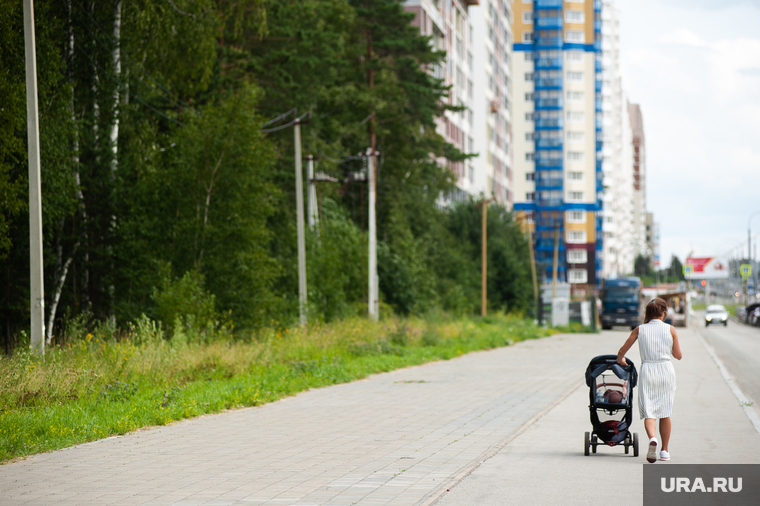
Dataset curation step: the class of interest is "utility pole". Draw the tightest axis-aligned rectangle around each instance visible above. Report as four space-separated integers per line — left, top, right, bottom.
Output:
306 155 319 230
367 149 378 320
24 0 45 355
527 221 539 320
294 119 307 325
477 198 495 316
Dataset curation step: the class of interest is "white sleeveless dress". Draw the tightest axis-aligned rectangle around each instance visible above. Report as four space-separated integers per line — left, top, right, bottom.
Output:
637 319 676 419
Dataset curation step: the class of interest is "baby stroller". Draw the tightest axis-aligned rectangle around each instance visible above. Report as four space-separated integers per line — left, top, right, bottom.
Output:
583 354 639 456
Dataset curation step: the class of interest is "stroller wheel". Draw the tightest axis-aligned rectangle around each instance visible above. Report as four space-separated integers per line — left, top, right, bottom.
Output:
584 432 590 456
591 435 598 453
625 442 629 454
633 433 639 457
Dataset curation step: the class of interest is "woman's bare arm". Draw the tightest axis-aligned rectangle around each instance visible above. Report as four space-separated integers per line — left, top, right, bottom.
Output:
670 325 683 360
617 327 639 366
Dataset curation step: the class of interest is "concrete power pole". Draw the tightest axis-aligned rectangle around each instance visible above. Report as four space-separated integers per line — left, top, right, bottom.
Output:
477 198 494 317
367 150 378 320
24 0 45 355
294 120 307 325
306 155 318 230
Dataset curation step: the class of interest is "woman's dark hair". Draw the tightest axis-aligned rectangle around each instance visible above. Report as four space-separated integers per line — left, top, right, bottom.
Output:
644 298 668 323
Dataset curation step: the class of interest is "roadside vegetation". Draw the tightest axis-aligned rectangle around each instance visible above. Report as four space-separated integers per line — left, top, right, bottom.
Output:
0 313 553 463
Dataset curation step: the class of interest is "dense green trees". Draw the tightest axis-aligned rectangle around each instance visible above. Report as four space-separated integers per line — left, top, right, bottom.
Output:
1 0 532 348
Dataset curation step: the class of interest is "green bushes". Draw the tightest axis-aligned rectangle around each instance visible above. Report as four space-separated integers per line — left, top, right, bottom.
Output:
0 313 552 463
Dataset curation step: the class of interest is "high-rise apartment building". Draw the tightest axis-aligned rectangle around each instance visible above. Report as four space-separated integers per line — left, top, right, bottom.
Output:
512 0 604 298
404 0 481 202
600 1 634 277
469 1 514 205
629 103 647 261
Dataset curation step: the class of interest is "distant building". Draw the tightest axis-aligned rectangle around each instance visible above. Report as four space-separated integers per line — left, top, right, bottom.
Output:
404 0 483 203
600 1 634 278
468 0 514 206
629 103 647 262
512 0 604 298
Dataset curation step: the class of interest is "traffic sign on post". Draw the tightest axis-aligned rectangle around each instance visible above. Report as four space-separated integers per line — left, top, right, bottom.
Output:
740 264 752 278
683 264 694 277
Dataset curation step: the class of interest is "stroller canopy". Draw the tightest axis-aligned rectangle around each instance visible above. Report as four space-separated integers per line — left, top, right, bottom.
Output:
585 354 638 389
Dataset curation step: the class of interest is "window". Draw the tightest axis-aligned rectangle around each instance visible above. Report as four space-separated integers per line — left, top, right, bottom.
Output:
526 192 536 201
525 93 534 101
468 52 473 70
525 112 534 121
468 109 473 125
526 172 535 181
524 52 533 61
567 230 587 243
567 152 585 162
566 111 585 122
567 210 585 223
566 71 584 82
525 72 533 81
525 132 534 141
469 165 474 182
566 91 584 103
525 153 535 161
567 170 584 180
565 30 584 43
565 10 585 23
469 136 474 153
567 249 588 264
523 11 533 23
569 268 588 284
523 32 533 42
565 51 584 62
566 131 585 141
567 191 584 202
468 80 473 99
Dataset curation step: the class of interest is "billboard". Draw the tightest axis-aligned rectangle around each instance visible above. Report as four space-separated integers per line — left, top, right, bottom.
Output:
684 257 729 279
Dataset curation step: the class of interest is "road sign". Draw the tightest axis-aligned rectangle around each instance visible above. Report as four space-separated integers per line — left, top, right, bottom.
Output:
740 264 752 278
683 264 694 276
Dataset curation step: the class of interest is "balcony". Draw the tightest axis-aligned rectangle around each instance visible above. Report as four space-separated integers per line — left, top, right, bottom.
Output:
535 177 563 190
535 77 562 89
535 218 564 230
536 137 563 149
595 80 602 92
595 99 602 111
536 118 563 130
535 57 562 69
536 159 563 169
596 120 603 132
536 0 563 7
536 17 563 30
595 60 603 72
535 37 563 49
594 20 602 31
536 97 563 109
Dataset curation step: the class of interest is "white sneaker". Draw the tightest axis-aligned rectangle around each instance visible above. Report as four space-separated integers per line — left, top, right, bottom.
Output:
660 450 670 461
647 439 658 463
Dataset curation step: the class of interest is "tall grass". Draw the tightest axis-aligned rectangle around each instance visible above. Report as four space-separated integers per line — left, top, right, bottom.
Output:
0 314 552 463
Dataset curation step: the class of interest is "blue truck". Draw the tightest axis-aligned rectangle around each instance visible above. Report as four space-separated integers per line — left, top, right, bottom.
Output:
600 278 642 330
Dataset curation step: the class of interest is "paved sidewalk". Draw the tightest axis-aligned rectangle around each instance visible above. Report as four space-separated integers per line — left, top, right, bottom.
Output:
1 332 615 506
435 326 760 506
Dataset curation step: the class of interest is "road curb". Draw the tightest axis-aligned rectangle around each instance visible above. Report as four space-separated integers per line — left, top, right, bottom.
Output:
693 325 760 436
417 379 585 506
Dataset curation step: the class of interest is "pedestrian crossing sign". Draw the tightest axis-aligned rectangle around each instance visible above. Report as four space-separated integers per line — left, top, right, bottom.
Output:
740 264 752 278
683 264 694 276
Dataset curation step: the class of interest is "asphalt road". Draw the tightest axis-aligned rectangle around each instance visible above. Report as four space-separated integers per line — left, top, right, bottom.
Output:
699 311 760 421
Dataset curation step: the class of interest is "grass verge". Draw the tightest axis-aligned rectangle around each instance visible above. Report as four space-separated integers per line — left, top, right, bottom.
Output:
0 314 553 464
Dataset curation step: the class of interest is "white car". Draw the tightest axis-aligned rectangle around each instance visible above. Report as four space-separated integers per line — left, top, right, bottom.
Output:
705 305 729 327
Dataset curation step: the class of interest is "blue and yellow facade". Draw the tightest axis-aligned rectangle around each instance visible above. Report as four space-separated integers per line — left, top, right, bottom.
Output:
512 0 604 296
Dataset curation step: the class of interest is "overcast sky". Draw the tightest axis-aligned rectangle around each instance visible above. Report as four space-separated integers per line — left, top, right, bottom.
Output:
614 0 760 266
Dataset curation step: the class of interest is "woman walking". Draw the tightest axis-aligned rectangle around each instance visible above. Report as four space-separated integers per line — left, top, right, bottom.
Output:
617 298 682 463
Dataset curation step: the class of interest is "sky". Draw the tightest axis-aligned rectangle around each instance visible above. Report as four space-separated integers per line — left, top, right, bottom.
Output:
614 0 760 266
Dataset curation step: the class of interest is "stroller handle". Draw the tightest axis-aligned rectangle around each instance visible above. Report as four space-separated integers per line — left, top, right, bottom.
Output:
596 383 625 389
